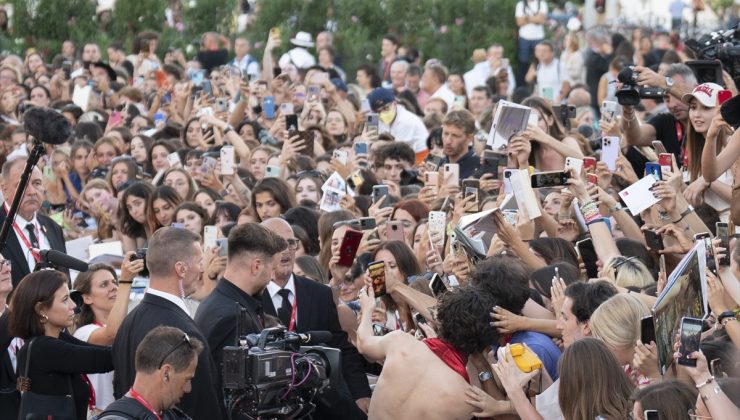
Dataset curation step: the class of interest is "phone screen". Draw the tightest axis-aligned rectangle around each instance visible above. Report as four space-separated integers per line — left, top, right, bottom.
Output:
716 222 730 266
576 238 599 278
368 261 387 297
640 316 656 344
429 274 448 298
678 317 703 367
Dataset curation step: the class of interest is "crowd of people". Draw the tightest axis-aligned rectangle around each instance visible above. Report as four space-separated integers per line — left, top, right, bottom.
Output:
0 0 739 419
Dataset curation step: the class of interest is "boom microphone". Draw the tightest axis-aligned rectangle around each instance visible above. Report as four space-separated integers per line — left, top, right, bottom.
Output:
23 107 73 145
37 249 89 272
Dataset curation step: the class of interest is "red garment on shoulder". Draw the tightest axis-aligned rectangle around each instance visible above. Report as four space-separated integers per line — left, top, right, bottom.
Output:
423 338 470 383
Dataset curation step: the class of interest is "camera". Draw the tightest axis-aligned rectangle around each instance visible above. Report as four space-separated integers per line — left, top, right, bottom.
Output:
615 66 665 106
686 23 740 87
222 327 340 419
131 248 149 277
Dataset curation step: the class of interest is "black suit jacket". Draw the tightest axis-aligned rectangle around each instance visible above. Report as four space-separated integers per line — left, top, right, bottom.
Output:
194 278 265 392
261 275 371 400
112 293 223 420
0 207 67 287
0 311 19 420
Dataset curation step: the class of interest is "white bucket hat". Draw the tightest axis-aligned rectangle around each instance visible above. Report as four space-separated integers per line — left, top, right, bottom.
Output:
290 31 315 48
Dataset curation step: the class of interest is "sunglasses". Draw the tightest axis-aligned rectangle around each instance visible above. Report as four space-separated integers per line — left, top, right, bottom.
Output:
157 333 193 369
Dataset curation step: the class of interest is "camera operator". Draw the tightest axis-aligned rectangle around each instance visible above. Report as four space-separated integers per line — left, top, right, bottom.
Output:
100 326 203 420
620 63 697 163
112 227 223 420
260 218 371 418
193 223 287 403
357 285 498 419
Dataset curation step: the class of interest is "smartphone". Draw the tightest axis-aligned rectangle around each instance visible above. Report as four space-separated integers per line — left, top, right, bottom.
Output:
204 225 218 250
200 156 217 174
347 170 365 190
716 222 730 266
530 171 569 188
337 229 363 267
576 238 599 279
270 27 281 39
413 312 428 332
202 80 213 96
366 113 379 133
354 142 369 155
265 165 281 178
285 114 298 133
502 168 515 194
424 171 439 187
215 97 228 113
644 410 659 420
333 150 348 165
368 260 387 297
645 162 662 180
424 155 444 172
703 237 718 275
298 130 316 158
601 137 620 171
481 150 500 179
307 85 320 102
190 70 205 86
564 157 584 176
280 102 294 115
583 157 597 173
372 185 389 206
640 315 656 344
220 145 235 176
694 232 711 241
167 152 182 168
386 221 405 242
601 100 618 121
443 163 459 188
587 173 598 186
109 110 123 127
644 229 664 251
652 140 667 155
678 317 704 367
263 96 276 119
428 211 446 251
216 238 229 257
464 187 479 212
429 273 449 298
359 217 376 230
658 153 673 173
153 111 166 126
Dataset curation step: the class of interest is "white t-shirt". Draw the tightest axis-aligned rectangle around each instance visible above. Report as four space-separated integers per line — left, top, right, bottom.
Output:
383 105 429 153
515 0 548 40
536 58 561 100
74 324 115 410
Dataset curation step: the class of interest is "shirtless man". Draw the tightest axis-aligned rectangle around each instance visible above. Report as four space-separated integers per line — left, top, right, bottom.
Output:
356 285 498 420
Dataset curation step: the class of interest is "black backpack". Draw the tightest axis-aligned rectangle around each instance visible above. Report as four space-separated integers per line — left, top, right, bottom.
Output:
98 397 191 420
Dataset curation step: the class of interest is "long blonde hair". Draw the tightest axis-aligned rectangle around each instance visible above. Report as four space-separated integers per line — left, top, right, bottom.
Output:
590 294 649 352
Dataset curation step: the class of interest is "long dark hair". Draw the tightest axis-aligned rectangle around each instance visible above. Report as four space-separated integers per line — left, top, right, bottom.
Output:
73 264 118 328
146 185 182 233
9 271 69 339
118 181 154 238
251 177 296 221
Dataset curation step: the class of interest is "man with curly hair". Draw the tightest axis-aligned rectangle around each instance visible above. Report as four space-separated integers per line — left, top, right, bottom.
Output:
356 285 498 419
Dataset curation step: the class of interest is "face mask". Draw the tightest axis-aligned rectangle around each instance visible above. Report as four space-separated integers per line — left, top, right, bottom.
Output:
379 108 396 125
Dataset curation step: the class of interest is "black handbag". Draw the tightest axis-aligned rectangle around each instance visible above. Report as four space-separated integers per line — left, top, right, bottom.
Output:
16 338 77 420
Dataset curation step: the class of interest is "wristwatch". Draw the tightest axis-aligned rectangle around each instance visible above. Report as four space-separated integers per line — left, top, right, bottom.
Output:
665 76 674 93
717 310 736 325
478 371 493 382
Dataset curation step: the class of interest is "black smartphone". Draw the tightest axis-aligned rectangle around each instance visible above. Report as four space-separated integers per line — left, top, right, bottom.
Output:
429 273 449 298
372 185 389 205
530 171 569 188
480 151 500 180
716 222 730 266
693 232 711 241
424 154 443 172
644 229 664 251
644 410 659 420
640 315 656 345
285 114 299 132
576 238 599 279
413 312 427 326
677 317 703 367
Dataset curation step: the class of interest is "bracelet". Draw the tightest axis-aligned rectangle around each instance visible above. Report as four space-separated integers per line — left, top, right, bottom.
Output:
672 207 693 224
695 376 714 389
223 124 234 134
586 218 605 226
722 317 737 326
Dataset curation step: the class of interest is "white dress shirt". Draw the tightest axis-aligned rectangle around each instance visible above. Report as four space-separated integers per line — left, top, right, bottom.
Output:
12 211 50 273
146 287 191 317
266 274 296 315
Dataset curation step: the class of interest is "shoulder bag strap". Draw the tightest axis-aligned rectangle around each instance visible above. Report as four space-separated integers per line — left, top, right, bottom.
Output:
22 338 33 379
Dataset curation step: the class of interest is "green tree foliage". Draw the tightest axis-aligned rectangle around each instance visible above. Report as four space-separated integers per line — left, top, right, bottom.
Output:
248 0 519 75
8 0 98 52
183 0 235 36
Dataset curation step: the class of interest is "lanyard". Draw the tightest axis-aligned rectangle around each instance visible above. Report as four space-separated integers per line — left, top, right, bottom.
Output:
129 388 162 420
675 120 688 167
288 291 297 331
4 203 40 263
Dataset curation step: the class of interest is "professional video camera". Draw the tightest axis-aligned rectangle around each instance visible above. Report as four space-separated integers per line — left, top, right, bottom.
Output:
615 67 665 106
686 23 740 87
222 327 341 420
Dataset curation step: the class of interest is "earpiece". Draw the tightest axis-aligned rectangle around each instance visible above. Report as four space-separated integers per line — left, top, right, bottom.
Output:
164 373 170 381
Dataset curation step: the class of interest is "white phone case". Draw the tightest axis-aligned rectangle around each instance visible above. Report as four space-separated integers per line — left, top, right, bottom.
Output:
167 152 181 168
600 136 620 171
444 164 459 188
204 226 218 250
333 150 348 165
220 146 235 175
565 157 584 176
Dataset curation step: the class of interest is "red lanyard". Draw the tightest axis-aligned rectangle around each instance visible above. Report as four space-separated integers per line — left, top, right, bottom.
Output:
4 203 41 263
675 121 687 167
129 388 162 420
288 291 297 331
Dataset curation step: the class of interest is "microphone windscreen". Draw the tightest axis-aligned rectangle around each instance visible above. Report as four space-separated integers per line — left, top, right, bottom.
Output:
23 107 73 145
720 94 740 128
